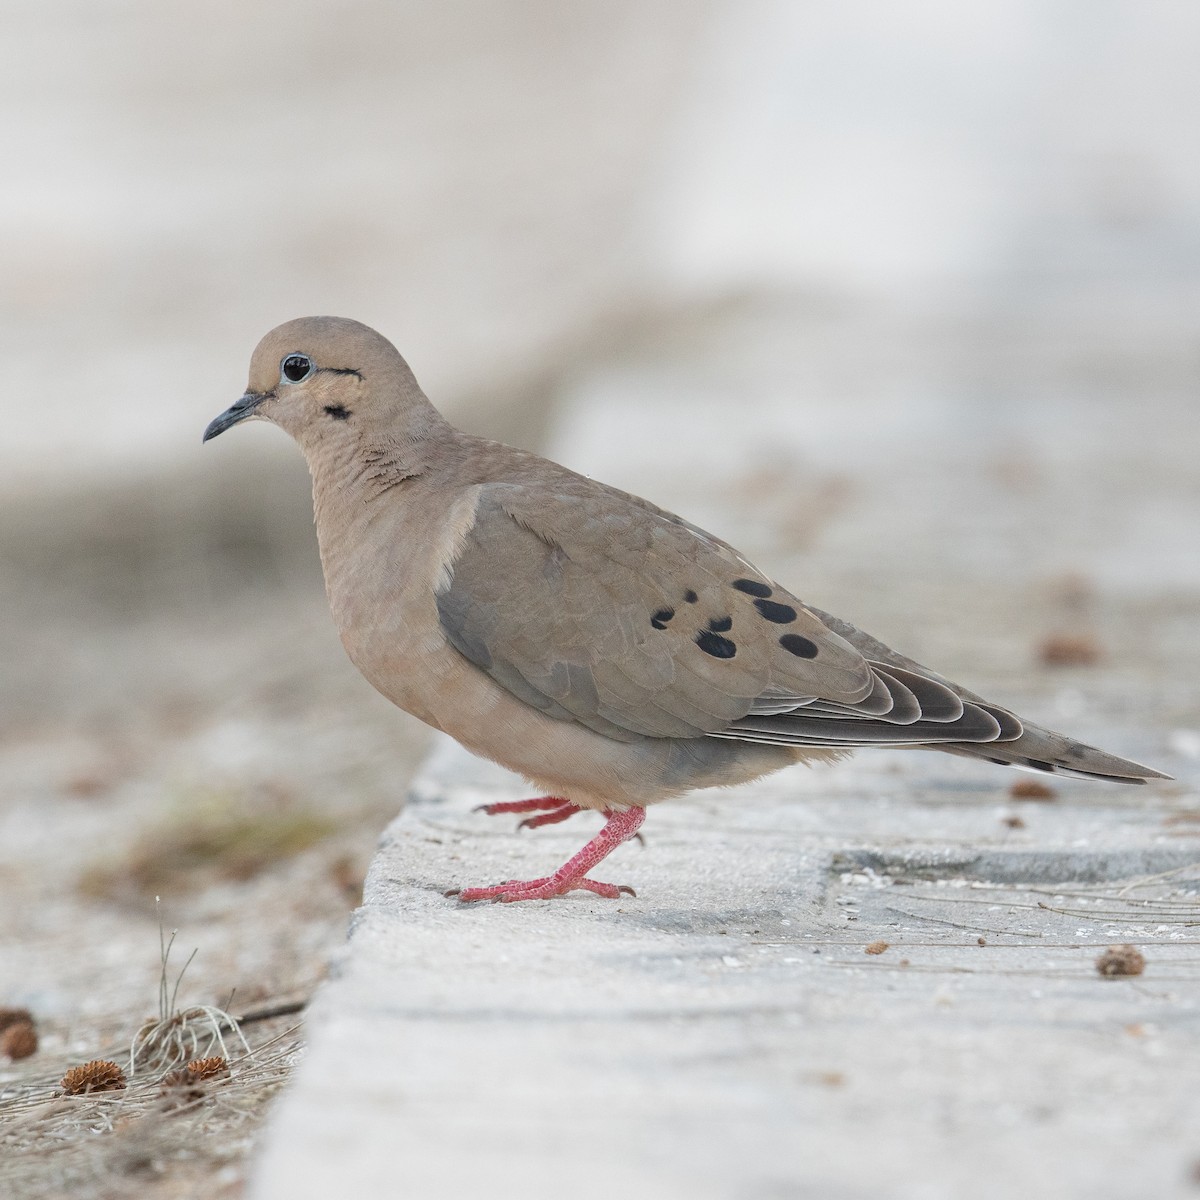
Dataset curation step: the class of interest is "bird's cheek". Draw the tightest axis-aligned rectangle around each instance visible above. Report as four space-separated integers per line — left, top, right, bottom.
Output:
254 398 300 434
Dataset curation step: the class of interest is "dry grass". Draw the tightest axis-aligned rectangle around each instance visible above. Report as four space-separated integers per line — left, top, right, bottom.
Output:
127 922 251 1077
0 916 305 1200
81 786 340 905
0 1029 302 1199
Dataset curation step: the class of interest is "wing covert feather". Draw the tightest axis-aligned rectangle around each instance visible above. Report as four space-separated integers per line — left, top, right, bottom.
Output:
436 484 873 740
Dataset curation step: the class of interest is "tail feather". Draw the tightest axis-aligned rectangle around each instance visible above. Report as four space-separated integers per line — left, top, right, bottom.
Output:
805 604 1171 785
941 725 1171 784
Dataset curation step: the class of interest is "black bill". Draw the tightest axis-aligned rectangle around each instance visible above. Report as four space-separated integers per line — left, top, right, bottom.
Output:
203 392 269 442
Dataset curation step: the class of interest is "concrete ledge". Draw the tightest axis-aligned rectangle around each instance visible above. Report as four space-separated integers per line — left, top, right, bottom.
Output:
252 735 1199 1200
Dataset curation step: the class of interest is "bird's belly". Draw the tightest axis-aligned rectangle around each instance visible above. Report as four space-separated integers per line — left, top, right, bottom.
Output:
351 629 801 806
325 550 810 808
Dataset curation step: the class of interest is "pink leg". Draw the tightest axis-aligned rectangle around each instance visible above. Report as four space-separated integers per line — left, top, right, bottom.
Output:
474 795 584 832
518 803 582 830
473 795 567 816
448 806 646 903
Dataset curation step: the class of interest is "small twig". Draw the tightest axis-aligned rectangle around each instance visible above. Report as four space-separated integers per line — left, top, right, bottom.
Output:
1035 901 1200 925
899 894 1047 911
884 906 1044 937
900 891 1200 919
229 999 308 1028
226 1022 305 1064
1117 861 1200 896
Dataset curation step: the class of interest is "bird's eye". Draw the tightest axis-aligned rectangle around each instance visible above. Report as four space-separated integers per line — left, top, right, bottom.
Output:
281 354 313 383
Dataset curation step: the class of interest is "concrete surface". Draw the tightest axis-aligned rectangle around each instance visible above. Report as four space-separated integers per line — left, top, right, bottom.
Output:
252 737 1199 1200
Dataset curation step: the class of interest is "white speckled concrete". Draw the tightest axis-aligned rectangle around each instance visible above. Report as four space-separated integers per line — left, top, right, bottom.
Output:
253 733 1199 1200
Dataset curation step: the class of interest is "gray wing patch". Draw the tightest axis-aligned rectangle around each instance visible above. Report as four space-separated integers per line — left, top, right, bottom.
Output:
435 481 1021 753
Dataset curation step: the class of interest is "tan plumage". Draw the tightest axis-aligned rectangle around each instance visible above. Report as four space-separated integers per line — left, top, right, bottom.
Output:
204 316 1169 903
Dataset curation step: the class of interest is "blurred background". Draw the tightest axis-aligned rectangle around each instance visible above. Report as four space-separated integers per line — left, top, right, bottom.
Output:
2 2 1198 1194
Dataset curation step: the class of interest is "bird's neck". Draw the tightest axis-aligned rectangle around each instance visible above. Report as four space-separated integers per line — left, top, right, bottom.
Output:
304 407 449 504
304 418 456 601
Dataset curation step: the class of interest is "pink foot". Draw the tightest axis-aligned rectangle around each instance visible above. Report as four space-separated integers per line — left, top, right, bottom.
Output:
474 795 584 832
448 806 646 904
451 875 635 902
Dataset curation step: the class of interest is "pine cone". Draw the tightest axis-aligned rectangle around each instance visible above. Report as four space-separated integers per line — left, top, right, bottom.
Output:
160 1056 230 1107
2 1021 37 1060
1096 944 1146 978
60 1059 127 1095
0 1007 33 1034
187 1056 230 1082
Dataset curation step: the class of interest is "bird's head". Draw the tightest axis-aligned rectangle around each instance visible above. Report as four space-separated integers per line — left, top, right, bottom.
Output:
204 316 436 450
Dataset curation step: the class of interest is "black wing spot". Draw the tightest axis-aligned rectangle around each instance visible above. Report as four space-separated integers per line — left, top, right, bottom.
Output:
650 608 675 630
695 631 737 659
1026 758 1055 772
986 757 1011 766
754 598 797 624
732 578 773 598
708 616 733 633
779 634 818 659
323 405 352 420
684 589 698 604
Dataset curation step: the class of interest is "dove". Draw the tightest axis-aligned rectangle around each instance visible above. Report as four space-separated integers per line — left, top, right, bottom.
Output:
203 316 1169 903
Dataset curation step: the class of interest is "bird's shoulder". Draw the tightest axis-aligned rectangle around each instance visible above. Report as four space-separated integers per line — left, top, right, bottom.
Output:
448 434 735 562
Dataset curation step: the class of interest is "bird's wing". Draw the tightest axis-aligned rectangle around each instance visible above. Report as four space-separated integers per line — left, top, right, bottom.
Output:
435 482 1016 748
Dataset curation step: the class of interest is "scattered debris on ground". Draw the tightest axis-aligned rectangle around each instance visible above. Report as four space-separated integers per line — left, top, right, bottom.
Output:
1037 632 1101 667
1 1023 38 1062
1095 944 1146 978
1010 778 1057 800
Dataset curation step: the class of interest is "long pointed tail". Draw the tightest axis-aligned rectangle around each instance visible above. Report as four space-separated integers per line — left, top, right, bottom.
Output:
806 606 1172 785
941 723 1171 784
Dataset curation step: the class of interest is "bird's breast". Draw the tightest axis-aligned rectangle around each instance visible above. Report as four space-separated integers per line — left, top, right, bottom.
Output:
313 480 483 726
